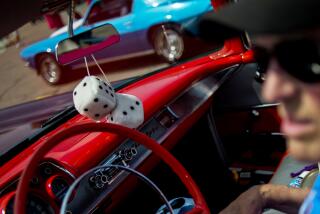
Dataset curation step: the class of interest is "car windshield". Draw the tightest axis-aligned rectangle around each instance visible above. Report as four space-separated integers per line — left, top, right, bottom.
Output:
0 0 223 156
85 0 133 25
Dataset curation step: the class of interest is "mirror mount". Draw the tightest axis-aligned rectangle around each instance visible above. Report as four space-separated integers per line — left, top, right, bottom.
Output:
67 0 75 37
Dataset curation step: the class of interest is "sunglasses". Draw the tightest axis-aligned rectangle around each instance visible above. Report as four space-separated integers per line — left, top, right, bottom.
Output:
253 38 320 83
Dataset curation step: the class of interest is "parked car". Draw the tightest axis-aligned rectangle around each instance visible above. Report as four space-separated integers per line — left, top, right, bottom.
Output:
1 0 305 213
20 0 213 84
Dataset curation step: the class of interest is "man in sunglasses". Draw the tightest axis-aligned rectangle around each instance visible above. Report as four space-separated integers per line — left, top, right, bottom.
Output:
202 0 320 213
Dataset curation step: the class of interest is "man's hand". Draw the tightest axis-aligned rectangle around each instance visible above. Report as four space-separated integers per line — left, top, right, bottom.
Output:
219 185 265 214
219 184 310 214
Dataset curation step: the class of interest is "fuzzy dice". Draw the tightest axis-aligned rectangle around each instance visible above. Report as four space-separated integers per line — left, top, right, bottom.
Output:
106 93 144 129
73 76 117 121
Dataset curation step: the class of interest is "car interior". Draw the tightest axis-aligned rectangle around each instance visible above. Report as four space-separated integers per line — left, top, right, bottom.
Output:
0 0 315 213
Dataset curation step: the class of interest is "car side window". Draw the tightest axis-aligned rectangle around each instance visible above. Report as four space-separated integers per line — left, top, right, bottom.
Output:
86 0 133 25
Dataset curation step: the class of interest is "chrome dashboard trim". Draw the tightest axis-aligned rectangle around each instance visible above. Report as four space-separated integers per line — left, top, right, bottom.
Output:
166 105 180 119
42 161 76 179
249 103 280 109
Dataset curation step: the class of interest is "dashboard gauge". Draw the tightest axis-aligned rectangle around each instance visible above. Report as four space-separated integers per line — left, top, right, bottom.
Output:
4 193 54 214
46 175 70 201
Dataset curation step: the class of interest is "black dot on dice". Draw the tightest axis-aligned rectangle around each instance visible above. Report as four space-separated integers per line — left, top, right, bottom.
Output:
95 114 100 118
94 98 99 102
130 106 134 110
104 82 107 86
105 90 109 94
103 104 108 108
111 117 113 121
84 108 88 112
74 91 77 96
109 86 112 90
123 111 127 115
135 101 140 105
99 85 103 90
96 78 100 81
111 93 114 97
83 82 87 87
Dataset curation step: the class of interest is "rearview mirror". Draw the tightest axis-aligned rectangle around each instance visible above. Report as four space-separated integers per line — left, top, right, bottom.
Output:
56 23 120 65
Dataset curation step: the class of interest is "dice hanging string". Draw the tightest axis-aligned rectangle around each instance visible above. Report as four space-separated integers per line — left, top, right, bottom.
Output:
91 54 112 87
84 56 91 76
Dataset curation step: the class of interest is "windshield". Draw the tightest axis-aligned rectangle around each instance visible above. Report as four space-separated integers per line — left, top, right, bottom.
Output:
86 0 133 25
0 0 223 157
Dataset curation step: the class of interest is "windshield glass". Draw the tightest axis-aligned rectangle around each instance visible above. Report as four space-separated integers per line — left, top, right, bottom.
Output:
86 0 133 25
0 0 223 156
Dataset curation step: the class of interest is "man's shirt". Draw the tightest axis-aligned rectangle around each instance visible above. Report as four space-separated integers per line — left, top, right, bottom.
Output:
300 175 320 214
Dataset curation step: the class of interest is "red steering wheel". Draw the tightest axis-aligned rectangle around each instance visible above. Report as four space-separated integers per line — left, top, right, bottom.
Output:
14 122 210 214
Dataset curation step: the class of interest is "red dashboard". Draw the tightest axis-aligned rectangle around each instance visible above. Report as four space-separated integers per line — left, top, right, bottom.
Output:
0 37 254 212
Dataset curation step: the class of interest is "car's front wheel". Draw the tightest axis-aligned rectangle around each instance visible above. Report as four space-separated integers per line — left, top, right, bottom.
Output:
152 26 185 63
37 54 63 85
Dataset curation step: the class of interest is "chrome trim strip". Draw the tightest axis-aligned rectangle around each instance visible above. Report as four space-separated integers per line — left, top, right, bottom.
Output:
265 132 285 136
255 170 274 175
250 103 280 109
165 105 180 119
42 161 76 179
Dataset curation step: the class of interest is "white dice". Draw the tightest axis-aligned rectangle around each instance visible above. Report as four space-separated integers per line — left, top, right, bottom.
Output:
107 93 144 129
73 76 117 121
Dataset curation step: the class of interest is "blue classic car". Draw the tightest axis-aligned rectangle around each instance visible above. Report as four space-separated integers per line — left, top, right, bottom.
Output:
20 0 213 84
